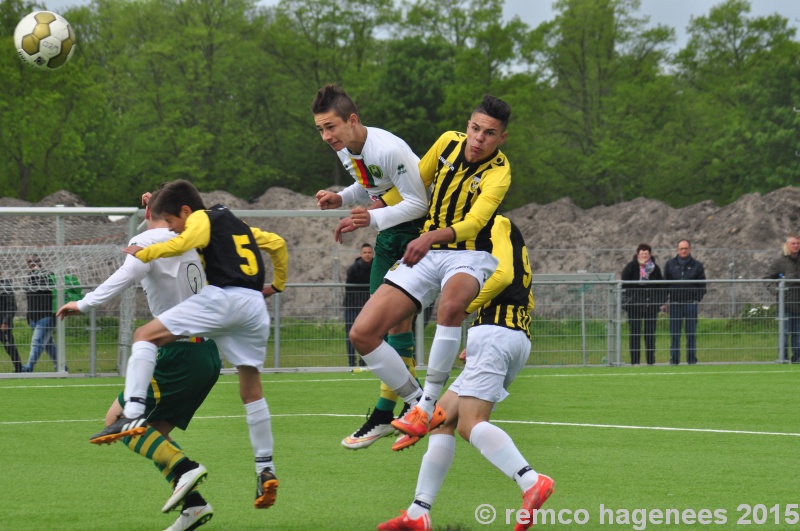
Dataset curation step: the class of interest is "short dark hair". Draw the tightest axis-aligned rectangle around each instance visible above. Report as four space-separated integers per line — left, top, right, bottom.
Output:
361 243 373 249
636 243 652 254
311 84 360 122
145 189 163 221
149 180 206 217
473 94 511 130
677 239 691 247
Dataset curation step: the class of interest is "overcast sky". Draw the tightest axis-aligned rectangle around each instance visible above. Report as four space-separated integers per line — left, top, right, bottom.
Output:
42 0 800 50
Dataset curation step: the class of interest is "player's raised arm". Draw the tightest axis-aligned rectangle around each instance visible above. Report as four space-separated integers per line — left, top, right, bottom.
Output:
135 211 212 262
250 227 288 292
466 216 515 314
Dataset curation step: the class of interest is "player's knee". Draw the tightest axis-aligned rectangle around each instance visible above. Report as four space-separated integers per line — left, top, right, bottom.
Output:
435 299 470 326
456 421 473 442
349 319 381 352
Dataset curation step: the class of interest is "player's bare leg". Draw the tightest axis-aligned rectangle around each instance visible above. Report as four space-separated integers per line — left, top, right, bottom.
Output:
350 286 423 413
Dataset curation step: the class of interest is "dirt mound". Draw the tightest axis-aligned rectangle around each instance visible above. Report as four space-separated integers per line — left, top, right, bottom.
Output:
5 186 798 282
507 187 800 279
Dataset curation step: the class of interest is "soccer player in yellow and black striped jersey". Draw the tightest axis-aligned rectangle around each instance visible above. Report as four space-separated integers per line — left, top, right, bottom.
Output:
378 216 555 531
91 179 287 511
349 94 514 451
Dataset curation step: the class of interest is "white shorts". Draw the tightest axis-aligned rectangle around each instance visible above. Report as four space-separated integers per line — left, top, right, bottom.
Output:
383 250 498 310
448 325 531 404
158 285 270 370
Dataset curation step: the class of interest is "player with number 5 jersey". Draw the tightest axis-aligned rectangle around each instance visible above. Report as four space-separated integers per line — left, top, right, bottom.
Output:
89 179 288 512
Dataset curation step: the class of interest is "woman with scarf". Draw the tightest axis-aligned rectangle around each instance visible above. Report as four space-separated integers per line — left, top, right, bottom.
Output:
621 243 665 365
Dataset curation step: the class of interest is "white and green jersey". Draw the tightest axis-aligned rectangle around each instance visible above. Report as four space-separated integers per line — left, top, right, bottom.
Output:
78 228 205 317
336 126 428 231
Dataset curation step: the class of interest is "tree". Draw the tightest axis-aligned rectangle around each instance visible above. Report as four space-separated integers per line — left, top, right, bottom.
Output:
517 0 676 207
675 0 800 205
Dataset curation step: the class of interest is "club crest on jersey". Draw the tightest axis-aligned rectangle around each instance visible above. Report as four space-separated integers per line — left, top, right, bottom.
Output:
368 164 383 179
469 176 481 192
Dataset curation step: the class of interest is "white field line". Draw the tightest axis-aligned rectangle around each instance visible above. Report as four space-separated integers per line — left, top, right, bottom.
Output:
0 368 796 390
2 413 800 438
2 369 798 435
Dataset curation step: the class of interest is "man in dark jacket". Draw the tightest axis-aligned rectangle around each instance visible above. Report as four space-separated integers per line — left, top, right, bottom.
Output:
344 243 374 367
0 272 22 373
21 255 58 372
663 240 707 365
764 234 800 363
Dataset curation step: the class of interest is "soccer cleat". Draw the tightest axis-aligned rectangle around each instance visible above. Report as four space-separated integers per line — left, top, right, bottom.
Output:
377 510 432 531
162 464 209 513
342 421 396 449
513 474 556 531
391 434 420 452
89 414 148 445
164 503 214 531
254 469 279 509
390 405 445 451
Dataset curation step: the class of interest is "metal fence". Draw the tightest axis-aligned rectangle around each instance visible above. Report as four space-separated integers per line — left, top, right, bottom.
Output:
0 207 793 376
0 277 795 377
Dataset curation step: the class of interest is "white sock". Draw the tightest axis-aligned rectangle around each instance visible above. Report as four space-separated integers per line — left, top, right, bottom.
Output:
469 421 538 491
245 398 274 474
122 341 157 417
362 341 422 404
407 433 456 518
419 325 461 416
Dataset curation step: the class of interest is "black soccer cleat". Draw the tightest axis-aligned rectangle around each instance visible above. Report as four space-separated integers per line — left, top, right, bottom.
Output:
254 468 279 509
89 414 148 445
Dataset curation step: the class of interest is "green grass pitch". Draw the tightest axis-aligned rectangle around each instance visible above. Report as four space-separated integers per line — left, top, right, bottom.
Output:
1 364 798 530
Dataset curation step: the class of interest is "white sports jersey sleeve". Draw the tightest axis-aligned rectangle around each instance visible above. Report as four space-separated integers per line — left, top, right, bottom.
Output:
78 228 206 317
335 127 428 231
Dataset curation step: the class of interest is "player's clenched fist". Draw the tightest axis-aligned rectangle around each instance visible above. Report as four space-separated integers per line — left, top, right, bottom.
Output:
316 190 343 210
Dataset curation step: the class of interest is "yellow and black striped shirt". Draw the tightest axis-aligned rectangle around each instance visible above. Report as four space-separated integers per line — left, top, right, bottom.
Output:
419 131 511 252
467 215 533 338
135 205 288 292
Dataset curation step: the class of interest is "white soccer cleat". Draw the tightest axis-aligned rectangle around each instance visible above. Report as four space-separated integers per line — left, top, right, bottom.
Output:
164 503 213 531
341 421 396 449
162 464 208 513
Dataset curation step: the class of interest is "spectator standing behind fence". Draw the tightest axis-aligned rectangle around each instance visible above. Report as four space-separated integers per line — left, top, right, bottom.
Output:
345 243 374 367
662 240 706 365
764 234 800 363
0 272 22 373
621 244 665 365
21 255 58 372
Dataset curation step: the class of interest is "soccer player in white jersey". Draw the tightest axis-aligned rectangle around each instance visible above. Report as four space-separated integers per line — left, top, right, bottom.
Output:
313 84 432 448
57 192 218 530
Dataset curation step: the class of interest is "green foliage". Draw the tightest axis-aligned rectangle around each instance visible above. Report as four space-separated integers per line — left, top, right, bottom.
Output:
0 0 797 208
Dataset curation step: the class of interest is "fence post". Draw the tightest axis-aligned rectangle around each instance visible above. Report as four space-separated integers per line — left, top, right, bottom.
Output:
272 293 281 368
615 281 623 366
777 280 786 362
88 308 98 376
55 208 67 373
